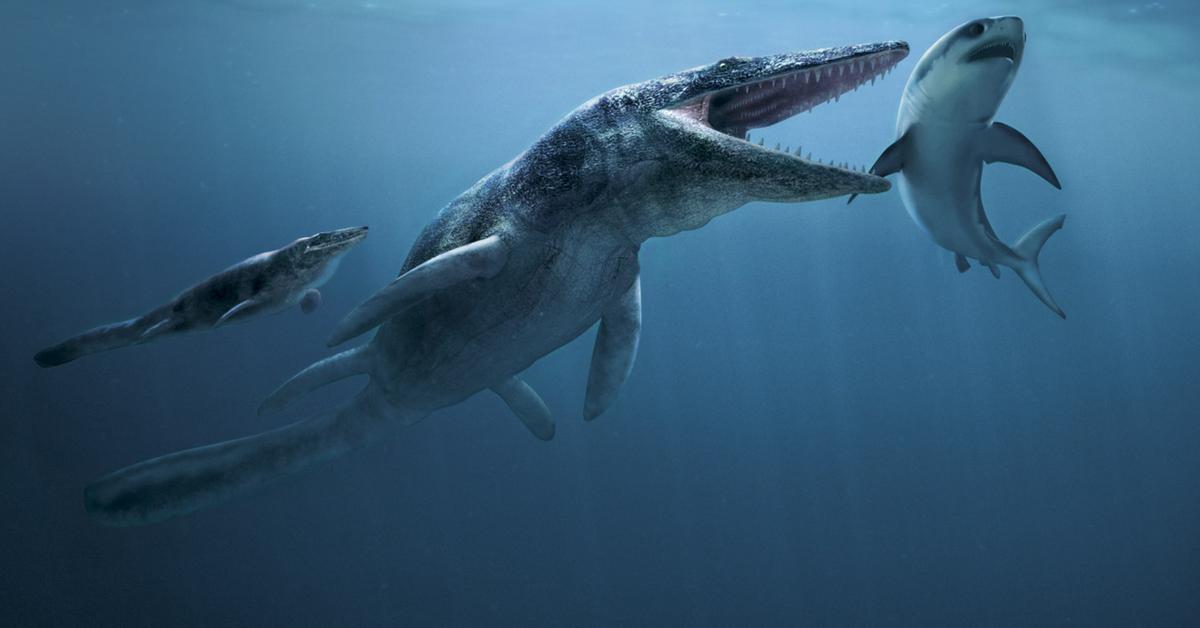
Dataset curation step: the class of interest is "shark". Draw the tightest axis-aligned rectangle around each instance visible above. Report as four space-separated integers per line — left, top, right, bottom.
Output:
854 16 1066 317
34 227 368 367
83 40 910 525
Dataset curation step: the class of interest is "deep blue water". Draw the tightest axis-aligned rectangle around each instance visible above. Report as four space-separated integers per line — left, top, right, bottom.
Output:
2 1 1198 626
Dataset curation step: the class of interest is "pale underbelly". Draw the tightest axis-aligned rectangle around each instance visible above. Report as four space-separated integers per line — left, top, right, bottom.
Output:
368 245 638 412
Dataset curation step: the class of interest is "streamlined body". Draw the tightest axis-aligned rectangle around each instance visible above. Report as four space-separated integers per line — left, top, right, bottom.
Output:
861 16 1065 317
85 40 910 525
35 227 368 367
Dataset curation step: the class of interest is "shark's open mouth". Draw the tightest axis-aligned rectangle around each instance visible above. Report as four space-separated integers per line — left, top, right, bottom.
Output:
665 46 908 172
967 40 1018 63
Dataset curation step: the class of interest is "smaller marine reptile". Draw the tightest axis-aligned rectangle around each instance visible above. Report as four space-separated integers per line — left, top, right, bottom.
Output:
34 226 368 367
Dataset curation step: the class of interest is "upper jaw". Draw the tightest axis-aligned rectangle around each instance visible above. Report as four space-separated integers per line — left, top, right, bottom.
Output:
660 41 909 197
308 226 369 254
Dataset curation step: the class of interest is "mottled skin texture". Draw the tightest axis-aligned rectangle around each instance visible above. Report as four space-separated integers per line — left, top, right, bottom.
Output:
34 227 368 367
84 41 910 525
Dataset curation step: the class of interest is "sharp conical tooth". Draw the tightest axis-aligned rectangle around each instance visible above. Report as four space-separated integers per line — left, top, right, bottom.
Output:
805 72 811 84
834 94 840 102
838 65 844 77
785 145 790 153
758 138 764 146
781 77 787 87
774 142 780 150
815 71 820 83
871 77 876 86
795 145 803 155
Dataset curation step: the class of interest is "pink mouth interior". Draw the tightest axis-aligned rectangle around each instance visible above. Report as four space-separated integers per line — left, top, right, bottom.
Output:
670 48 908 140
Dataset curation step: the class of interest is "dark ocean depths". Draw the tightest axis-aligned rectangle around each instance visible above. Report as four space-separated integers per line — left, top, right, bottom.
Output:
2 1 1198 626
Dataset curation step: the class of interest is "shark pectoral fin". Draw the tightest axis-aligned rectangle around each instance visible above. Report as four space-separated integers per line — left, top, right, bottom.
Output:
492 377 555 441
848 130 909 204
258 345 372 416
955 254 971 273
584 275 641 421
327 234 509 347
215 299 267 328
982 122 1062 189
300 289 322 314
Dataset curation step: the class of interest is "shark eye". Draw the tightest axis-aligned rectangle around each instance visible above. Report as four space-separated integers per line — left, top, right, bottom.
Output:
966 22 985 37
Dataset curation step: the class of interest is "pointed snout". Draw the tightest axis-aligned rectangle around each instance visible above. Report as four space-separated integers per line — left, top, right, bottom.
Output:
330 225 370 244
991 15 1024 36
309 226 369 254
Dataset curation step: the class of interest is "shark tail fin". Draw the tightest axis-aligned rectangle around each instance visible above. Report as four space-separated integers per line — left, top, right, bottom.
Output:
34 317 155 367
1010 214 1067 319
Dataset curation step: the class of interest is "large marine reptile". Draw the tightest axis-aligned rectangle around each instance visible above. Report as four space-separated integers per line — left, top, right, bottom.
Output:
86 40 910 525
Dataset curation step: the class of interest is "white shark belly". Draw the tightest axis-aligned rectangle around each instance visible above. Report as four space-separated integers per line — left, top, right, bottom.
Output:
896 124 1001 261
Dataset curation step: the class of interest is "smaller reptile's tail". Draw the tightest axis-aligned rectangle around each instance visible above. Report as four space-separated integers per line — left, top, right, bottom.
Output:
34 315 160 367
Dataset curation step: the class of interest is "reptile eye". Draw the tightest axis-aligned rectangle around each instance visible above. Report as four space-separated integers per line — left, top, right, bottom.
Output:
717 62 730 70
967 22 985 37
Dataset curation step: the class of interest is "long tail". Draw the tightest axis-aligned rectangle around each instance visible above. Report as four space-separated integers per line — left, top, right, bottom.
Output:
1009 214 1067 319
34 314 162 367
84 388 407 526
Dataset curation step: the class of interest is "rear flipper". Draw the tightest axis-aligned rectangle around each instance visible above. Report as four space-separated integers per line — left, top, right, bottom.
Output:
34 316 161 368
258 346 372 416
85 389 408 526
1009 214 1067 319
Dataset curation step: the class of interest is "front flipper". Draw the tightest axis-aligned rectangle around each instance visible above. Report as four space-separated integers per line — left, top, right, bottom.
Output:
584 276 641 421
981 122 1062 189
138 317 176 343
215 299 269 327
848 130 910 205
328 234 509 347
955 254 971 273
300 289 322 314
492 377 555 441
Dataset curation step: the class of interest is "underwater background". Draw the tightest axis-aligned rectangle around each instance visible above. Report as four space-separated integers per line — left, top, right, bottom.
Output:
2 1 1198 626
